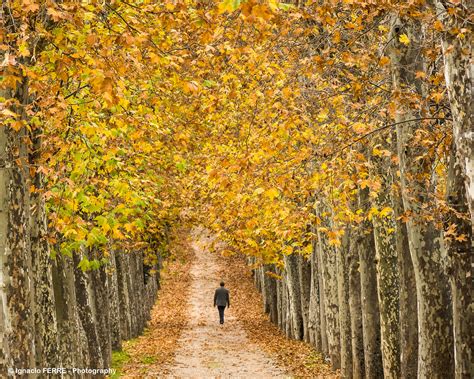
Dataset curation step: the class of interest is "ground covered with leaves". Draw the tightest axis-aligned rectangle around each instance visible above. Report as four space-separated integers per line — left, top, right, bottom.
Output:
112 233 193 377
219 253 338 378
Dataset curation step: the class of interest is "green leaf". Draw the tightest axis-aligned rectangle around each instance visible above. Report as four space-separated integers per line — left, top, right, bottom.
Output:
78 257 90 272
218 0 241 13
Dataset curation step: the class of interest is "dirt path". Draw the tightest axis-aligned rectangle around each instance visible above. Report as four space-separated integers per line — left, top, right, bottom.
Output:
162 231 288 378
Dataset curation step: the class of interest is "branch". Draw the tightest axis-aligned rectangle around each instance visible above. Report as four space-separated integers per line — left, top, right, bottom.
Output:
336 117 452 156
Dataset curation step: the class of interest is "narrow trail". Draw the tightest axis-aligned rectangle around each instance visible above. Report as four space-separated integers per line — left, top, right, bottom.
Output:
163 231 287 378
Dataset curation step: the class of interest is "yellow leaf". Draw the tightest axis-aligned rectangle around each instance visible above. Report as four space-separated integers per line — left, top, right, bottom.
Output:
379 207 393 218
265 188 279 200
399 34 410 45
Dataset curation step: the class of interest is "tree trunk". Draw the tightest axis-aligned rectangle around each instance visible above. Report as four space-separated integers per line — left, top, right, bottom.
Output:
316 226 329 358
337 228 353 378
373 211 401 378
297 254 311 342
446 144 473 378
73 251 103 369
90 249 111 367
348 231 365 379
284 254 303 340
390 16 454 378
263 264 278 324
30 126 60 369
108 251 122 351
357 187 383 379
308 239 322 351
116 252 132 340
316 214 341 369
52 254 87 370
431 0 474 227
276 269 283 329
370 140 401 378
392 159 418 379
0 82 36 371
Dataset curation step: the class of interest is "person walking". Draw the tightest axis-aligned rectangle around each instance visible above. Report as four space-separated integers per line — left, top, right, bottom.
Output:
214 281 230 324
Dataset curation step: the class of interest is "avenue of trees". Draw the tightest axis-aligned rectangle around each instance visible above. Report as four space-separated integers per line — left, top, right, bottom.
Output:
0 0 472 378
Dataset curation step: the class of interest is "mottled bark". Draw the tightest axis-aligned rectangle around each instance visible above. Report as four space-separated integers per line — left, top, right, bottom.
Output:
276 268 284 329
446 144 474 378
73 251 103 368
390 17 454 378
348 232 365 379
392 162 418 379
0 82 36 371
284 253 303 340
52 254 87 370
337 228 352 378
357 187 383 379
432 0 474 227
263 264 278 324
316 217 341 369
116 253 132 340
281 272 291 337
308 239 322 351
90 249 111 367
30 126 60 369
297 254 311 342
316 228 329 357
108 251 122 351
371 141 401 378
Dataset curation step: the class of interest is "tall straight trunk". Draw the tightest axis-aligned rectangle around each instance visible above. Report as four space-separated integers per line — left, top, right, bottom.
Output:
108 251 122 351
373 212 400 378
392 156 418 379
348 232 365 379
337 228 352 378
357 187 383 379
316 212 341 369
0 81 36 370
73 251 103 368
446 144 473 378
52 254 87 369
30 126 60 369
297 254 311 342
284 253 303 340
130 252 145 337
308 237 322 350
282 272 291 337
431 0 474 226
276 268 283 328
90 249 111 367
390 17 454 378
433 2 474 375
263 264 278 324
316 227 329 358
116 252 132 340
370 141 401 378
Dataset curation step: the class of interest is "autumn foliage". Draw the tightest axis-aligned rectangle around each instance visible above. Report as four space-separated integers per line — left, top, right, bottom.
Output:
0 0 472 377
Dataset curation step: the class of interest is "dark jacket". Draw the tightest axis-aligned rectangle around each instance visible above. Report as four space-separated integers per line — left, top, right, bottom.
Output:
214 287 230 307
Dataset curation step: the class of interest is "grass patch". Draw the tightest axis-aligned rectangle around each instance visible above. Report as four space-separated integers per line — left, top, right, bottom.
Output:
140 355 157 364
304 350 326 369
111 350 131 378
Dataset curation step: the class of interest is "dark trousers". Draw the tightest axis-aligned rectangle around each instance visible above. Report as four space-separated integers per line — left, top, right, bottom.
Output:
217 306 226 324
